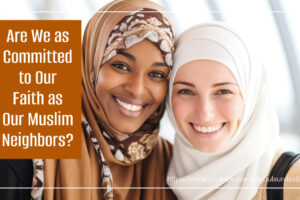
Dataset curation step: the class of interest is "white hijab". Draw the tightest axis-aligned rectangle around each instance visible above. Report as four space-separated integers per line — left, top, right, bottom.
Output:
166 22 280 200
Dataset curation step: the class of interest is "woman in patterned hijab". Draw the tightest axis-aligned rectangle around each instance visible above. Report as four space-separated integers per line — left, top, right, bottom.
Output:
41 0 176 200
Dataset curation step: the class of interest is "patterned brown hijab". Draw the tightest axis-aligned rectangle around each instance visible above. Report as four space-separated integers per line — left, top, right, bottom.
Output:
43 1 176 200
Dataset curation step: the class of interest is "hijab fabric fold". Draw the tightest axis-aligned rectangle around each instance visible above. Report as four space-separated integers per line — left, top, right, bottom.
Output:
41 1 176 200
167 22 279 200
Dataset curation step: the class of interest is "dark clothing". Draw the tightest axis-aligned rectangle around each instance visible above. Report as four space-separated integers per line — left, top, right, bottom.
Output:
0 160 33 200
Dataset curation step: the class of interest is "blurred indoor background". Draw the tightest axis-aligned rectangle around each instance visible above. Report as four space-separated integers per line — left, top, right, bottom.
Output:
1 0 299 151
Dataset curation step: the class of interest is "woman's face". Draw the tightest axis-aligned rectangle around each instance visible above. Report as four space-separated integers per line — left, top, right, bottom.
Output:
96 39 169 134
172 59 244 152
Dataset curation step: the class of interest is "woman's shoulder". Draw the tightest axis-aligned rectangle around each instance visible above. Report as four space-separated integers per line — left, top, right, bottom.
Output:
283 158 300 199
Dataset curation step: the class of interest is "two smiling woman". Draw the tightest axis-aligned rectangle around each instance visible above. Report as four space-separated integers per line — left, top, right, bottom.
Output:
3 0 299 200
43 2 300 200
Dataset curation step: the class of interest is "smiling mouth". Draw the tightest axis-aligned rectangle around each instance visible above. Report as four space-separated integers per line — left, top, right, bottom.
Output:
113 95 148 117
190 122 226 136
116 98 142 111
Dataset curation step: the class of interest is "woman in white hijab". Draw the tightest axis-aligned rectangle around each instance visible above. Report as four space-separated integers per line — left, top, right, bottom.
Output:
166 22 300 200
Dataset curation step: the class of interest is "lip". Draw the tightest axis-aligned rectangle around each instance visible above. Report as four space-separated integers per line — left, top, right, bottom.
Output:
113 95 148 106
112 95 149 118
189 122 225 137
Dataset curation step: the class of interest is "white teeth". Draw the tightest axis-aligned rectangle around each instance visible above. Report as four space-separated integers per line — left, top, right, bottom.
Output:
207 127 212 132
193 124 222 133
116 98 142 111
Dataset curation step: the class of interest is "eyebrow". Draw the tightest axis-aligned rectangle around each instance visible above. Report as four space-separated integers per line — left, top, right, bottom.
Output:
118 51 136 61
173 81 195 87
153 62 168 67
173 81 237 87
118 51 168 67
213 82 238 87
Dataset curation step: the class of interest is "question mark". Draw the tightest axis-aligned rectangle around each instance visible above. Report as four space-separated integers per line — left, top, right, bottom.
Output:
66 133 73 147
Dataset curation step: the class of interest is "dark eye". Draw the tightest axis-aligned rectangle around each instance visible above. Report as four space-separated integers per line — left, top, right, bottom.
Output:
178 89 193 95
111 62 130 71
216 89 231 95
149 71 166 79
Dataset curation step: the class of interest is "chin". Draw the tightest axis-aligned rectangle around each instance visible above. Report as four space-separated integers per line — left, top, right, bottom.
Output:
193 140 225 153
113 122 142 134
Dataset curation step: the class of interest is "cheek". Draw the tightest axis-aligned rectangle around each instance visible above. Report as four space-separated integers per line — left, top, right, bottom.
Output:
172 96 194 124
151 82 168 104
217 97 244 122
95 67 122 98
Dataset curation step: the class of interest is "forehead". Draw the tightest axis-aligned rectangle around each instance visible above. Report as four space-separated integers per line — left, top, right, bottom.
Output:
174 59 237 84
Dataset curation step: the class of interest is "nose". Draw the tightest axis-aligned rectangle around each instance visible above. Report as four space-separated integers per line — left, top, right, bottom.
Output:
195 96 215 122
124 72 147 97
